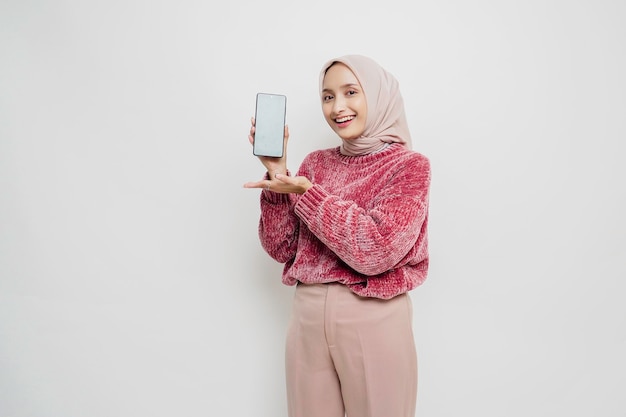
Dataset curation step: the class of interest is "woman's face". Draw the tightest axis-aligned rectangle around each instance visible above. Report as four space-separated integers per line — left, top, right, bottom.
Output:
321 63 367 140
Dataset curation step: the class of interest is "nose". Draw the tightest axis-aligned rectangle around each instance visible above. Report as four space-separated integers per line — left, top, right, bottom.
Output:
332 96 346 115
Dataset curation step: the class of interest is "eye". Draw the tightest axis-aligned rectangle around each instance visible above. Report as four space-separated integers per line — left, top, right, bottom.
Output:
322 94 334 102
346 89 358 96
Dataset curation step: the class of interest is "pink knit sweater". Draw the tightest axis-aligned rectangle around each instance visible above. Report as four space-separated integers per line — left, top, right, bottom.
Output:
258 143 430 299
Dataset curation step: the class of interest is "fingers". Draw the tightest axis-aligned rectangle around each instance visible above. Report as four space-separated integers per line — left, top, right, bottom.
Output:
243 174 312 195
243 178 276 191
273 172 295 186
243 180 266 189
249 117 256 145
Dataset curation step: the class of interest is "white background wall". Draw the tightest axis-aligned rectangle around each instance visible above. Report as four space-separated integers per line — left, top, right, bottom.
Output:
1 0 624 416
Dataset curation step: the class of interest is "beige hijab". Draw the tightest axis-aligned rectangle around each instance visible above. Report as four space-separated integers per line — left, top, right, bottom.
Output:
319 54 412 155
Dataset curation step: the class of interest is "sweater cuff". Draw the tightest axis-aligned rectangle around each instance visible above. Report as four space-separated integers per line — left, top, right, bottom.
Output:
294 184 327 219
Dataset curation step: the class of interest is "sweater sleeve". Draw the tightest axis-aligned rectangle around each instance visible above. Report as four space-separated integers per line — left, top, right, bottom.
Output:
258 179 300 264
294 154 430 276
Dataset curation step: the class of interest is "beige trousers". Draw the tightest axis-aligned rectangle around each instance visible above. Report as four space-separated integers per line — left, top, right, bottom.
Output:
285 282 418 417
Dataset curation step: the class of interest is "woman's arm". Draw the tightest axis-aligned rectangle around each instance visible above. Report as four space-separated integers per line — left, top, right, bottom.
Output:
295 154 430 276
258 189 300 264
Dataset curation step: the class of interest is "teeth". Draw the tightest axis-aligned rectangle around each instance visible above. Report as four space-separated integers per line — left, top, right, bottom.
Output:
336 116 354 123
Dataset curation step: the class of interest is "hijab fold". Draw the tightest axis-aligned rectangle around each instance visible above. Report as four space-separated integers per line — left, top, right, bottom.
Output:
319 55 412 156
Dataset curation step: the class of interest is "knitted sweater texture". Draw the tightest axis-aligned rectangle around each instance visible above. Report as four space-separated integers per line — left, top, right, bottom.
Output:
258 144 430 299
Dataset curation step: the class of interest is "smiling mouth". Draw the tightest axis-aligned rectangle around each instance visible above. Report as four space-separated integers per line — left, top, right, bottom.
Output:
335 115 355 124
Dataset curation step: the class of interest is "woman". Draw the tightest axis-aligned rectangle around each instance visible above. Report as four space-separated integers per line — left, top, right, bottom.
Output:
244 54 431 417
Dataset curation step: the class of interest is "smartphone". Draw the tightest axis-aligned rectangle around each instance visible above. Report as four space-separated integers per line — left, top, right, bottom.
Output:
253 93 287 157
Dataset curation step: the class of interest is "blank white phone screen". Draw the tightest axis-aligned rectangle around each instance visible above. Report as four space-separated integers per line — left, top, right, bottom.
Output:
253 93 286 157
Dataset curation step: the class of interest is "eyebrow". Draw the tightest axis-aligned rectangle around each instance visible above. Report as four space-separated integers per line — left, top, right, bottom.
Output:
322 83 361 93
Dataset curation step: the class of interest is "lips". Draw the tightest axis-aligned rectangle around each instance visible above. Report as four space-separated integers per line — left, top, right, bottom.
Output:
335 115 355 127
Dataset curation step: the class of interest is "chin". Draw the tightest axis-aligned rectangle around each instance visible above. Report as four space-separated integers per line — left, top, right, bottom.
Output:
340 133 360 141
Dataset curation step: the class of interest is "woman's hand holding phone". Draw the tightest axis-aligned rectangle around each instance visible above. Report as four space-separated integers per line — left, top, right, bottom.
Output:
244 118 313 194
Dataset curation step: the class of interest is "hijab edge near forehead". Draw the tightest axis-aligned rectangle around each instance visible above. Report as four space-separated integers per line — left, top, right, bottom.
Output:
319 55 412 150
